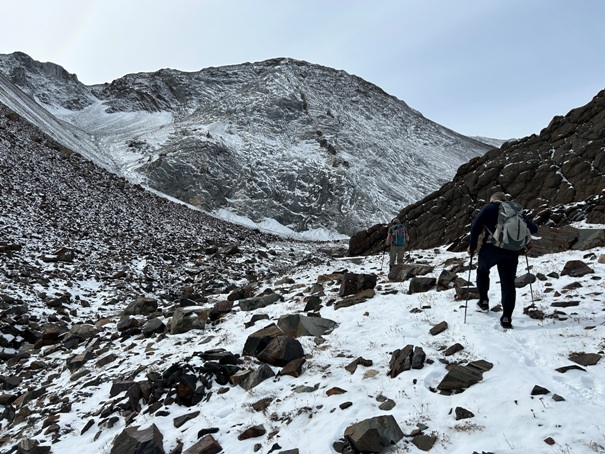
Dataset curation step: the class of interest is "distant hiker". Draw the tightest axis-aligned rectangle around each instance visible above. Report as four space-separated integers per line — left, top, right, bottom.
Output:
467 192 538 329
386 218 409 267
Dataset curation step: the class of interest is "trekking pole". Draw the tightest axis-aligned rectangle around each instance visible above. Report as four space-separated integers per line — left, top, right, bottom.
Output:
380 247 386 272
525 253 535 305
464 254 473 324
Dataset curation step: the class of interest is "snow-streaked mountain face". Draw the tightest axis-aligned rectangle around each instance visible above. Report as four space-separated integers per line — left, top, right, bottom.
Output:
0 53 492 235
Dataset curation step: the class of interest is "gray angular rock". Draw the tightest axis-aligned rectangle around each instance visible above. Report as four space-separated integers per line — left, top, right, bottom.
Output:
412 346 427 369
515 272 536 288
444 343 464 356
412 433 438 452
69 323 99 339
455 406 475 420
531 385 550 396
569 353 601 366
437 269 458 291
345 357 373 374
143 318 165 337
378 399 396 411
455 279 479 301
279 357 306 377
388 263 434 282
17 439 51 453
388 345 425 378
238 424 267 440
173 411 200 429
429 321 448 336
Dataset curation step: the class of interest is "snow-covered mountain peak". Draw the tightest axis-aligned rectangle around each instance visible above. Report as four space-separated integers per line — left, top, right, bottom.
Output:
0 52 493 235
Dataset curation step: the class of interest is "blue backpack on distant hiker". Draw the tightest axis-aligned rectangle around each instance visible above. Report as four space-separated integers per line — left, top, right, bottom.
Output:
390 223 407 246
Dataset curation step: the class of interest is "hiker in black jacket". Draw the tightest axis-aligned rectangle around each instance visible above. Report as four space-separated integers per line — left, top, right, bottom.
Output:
468 192 538 329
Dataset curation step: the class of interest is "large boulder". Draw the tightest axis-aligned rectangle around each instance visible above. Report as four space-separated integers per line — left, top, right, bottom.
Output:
239 364 275 391
123 297 158 316
182 434 222 454
277 314 337 337
408 277 436 294
349 225 388 257
344 415 404 453
561 260 594 277
238 292 281 311
243 324 284 357
256 336 305 367
437 360 493 393
111 424 164 454
170 307 209 335
339 273 377 297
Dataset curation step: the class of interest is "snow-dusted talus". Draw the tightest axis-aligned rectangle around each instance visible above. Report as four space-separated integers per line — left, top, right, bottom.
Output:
0 73 112 169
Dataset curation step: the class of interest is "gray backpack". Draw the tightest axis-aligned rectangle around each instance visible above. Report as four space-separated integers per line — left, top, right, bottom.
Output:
488 201 531 251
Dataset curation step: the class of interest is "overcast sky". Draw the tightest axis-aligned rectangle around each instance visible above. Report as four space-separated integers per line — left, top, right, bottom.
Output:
1 0 604 139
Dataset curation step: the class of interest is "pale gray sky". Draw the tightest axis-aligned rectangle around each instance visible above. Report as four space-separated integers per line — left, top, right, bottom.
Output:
2 0 604 139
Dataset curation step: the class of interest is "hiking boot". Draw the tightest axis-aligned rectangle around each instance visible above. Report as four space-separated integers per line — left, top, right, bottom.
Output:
500 316 513 329
476 300 489 312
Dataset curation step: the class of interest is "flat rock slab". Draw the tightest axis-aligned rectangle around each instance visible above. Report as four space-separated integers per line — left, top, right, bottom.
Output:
569 353 602 366
551 301 580 308
556 365 586 373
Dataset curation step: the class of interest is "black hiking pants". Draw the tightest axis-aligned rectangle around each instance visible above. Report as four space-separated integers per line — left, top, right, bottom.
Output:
476 243 519 320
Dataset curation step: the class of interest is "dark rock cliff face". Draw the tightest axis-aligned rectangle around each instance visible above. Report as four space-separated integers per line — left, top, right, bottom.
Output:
350 89 605 255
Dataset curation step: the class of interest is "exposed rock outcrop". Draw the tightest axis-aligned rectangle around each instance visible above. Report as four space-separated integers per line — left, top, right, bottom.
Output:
350 89 605 255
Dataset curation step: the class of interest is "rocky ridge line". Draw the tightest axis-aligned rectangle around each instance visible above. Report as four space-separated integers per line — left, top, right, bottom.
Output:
350 88 605 256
